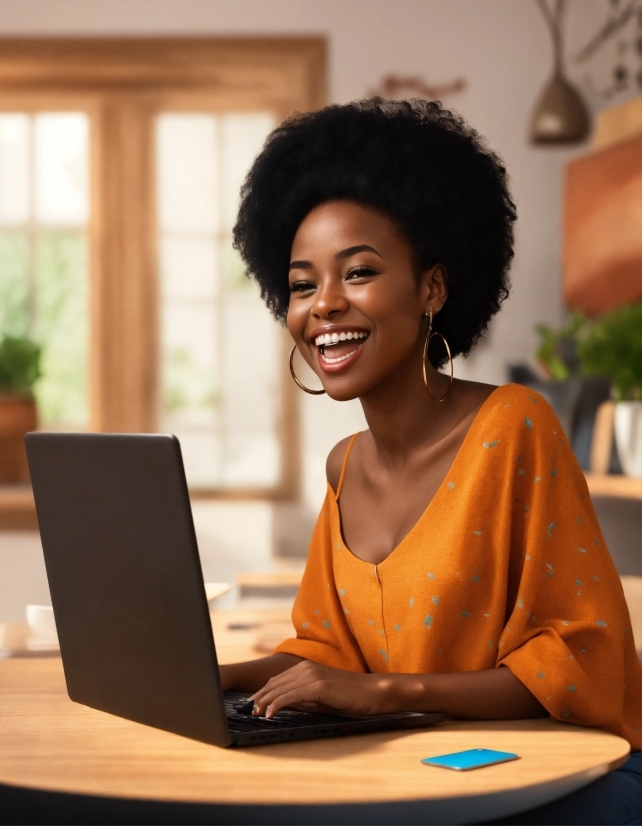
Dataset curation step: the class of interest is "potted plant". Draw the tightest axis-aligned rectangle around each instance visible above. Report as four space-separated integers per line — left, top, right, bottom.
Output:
0 334 42 483
579 302 642 478
528 313 587 440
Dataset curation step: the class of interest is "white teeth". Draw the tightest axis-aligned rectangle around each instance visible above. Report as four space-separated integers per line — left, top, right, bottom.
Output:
314 331 368 347
321 347 359 364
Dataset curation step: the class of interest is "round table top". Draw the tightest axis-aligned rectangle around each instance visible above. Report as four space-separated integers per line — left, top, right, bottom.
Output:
0 656 631 824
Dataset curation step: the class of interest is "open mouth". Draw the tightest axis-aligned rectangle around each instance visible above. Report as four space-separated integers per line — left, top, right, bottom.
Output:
314 330 369 371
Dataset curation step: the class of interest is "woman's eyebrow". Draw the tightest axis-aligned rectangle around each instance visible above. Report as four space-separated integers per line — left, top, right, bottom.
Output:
336 244 382 261
289 244 382 271
289 259 313 270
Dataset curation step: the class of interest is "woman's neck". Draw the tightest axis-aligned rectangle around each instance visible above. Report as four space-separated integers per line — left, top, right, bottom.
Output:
358 352 457 469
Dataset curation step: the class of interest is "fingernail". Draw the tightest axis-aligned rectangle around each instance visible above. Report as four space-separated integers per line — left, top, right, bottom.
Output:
253 704 259 715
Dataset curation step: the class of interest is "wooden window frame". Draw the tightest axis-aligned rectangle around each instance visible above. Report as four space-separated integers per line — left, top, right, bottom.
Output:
0 38 326 508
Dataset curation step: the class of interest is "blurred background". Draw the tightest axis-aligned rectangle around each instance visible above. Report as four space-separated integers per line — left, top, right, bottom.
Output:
0 0 639 652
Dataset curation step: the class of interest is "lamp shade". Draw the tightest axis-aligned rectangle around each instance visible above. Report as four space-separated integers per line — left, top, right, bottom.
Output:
530 72 591 145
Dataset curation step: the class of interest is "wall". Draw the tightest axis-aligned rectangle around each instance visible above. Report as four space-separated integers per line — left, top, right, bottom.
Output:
0 0 625 617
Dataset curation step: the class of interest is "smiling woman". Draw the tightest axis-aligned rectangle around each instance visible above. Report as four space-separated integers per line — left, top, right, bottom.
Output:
227 99 641 825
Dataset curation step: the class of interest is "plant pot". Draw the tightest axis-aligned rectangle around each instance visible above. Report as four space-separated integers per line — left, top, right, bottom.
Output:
0 396 37 484
508 374 582 441
614 401 642 478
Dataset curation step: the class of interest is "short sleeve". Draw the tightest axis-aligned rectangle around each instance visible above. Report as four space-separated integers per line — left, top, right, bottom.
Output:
497 393 641 747
274 489 368 672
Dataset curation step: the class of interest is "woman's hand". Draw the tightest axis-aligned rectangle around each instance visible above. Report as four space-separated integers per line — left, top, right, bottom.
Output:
248 660 396 719
218 653 304 694
247 661 547 721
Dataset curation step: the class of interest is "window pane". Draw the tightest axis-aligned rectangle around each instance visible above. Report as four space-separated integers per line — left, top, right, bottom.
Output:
35 113 89 226
0 233 29 335
0 115 29 226
221 273 280 488
34 233 89 427
172 431 222 488
157 111 280 490
161 303 219 428
221 113 274 231
160 236 219 302
156 114 219 234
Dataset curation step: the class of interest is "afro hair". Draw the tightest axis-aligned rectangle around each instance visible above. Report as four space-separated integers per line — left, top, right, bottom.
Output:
233 98 516 367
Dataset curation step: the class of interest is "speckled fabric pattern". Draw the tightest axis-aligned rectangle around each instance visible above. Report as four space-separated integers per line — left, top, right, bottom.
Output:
275 384 642 749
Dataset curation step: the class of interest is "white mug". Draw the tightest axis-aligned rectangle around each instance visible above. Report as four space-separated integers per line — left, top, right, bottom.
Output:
26 605 58 640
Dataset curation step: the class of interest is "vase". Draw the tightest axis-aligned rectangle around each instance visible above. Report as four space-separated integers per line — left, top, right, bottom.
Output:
614 401 642 478
0 395 38 483
508 373 582 441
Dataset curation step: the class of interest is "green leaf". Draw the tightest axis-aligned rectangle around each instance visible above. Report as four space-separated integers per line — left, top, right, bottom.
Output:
0 335 42 396
578 302 642 401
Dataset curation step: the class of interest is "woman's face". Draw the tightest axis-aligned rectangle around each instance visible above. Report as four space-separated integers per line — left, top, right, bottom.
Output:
287 200 446 401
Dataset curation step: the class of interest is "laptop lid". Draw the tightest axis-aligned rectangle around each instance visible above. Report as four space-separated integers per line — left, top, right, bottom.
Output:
25 432 232 747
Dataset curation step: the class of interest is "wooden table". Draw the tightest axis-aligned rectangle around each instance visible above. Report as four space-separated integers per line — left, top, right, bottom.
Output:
0 610 632 825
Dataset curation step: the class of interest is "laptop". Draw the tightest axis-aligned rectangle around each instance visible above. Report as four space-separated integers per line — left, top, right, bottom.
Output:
25 432 445 747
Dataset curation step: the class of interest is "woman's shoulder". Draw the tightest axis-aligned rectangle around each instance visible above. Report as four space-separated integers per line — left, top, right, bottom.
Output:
326 434 359 493
482 382 557 418
477 382 564 446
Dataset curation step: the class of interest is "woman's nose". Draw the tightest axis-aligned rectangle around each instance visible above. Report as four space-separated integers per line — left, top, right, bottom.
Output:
311 278 349 318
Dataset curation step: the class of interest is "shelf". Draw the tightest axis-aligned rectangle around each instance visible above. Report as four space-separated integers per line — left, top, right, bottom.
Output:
584 473 642 500
1 474 640 532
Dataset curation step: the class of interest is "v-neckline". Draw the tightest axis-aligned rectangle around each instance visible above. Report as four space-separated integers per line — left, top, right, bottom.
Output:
330 385 503 568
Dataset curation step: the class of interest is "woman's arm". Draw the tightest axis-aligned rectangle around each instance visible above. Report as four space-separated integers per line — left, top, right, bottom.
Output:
248 660 547 719
219 654 304 693
387 665 547 719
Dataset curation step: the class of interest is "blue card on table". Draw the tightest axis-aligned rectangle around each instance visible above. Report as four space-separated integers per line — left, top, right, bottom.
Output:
421 748 519 771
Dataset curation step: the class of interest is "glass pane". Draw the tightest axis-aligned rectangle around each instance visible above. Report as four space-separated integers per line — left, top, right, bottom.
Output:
0 233 29 336
35 113 89 227
33 233 89 427
0 114 29 226
221 287 280 488
172 431 221 488
157 114 219 234
223 242 252 293
160 236 218 301
221 113 275 231
161 303 219 429
222 432 280 487
157 110 282 490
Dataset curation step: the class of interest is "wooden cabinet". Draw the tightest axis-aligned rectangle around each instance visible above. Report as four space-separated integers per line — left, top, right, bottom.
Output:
564 134 642 316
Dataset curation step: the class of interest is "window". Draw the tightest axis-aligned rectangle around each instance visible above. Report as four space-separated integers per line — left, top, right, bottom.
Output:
0 38 326 502
0 112 90 428
157 112 280 489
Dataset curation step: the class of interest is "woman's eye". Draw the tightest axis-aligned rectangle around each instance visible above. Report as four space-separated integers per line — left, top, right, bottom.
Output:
289 280 316 293
346 266 378 280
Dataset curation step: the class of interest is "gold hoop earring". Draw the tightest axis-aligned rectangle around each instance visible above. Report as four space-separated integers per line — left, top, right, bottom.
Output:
422 309 453 402
289 346 326 395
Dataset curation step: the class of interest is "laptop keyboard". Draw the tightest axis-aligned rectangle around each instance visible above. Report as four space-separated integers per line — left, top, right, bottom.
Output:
224 695 352 732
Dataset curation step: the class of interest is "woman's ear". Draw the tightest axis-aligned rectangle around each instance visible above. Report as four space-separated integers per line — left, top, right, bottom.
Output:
421 264 448 315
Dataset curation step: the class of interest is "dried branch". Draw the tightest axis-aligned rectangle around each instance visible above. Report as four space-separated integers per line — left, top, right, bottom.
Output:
573 0 641 63
369 75 467 101
536 0 558 39
535 0 566 71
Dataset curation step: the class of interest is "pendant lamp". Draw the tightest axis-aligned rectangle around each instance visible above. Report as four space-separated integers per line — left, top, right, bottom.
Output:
530 0 591 145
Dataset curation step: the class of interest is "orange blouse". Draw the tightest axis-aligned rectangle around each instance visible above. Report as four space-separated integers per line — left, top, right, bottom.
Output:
275 383 641 749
